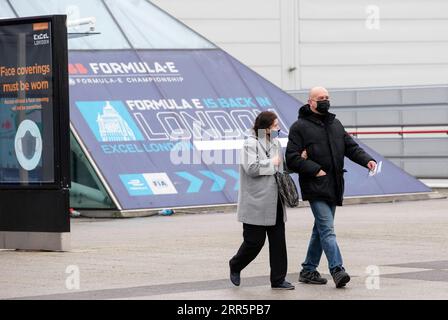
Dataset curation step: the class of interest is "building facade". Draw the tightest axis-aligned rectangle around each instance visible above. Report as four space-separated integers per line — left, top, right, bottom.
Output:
153 0 448 90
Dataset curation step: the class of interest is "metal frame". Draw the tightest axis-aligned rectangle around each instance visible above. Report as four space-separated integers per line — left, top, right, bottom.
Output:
70 123 123 211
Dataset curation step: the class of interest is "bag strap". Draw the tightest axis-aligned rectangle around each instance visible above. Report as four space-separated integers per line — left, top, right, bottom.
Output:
282 152 292 174
256 137 282 173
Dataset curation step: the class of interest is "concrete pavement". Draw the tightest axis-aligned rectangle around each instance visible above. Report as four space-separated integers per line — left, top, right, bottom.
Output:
1 197 448 300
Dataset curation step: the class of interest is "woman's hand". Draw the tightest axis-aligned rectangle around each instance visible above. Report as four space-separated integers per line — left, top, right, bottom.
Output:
272 155 281 166
301 149 308 160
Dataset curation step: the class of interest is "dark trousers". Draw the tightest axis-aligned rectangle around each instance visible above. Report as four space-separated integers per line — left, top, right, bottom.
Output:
229 197 287 286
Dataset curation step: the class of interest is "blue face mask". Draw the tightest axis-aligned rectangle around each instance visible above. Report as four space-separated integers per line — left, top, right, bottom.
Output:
269 129 281 139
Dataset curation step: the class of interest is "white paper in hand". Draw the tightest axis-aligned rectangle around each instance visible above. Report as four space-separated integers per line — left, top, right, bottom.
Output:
368 161 382 177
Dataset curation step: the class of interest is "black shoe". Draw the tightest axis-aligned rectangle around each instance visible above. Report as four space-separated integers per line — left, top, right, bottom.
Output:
299 270 328 285
331 267 350 288
271 281 295 290
229 262 240 286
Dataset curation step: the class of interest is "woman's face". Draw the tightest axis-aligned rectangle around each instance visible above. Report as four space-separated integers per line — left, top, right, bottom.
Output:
264 118 280 139
269 119 280 131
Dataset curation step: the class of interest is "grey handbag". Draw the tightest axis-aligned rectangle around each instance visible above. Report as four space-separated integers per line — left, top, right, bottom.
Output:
274 169 299 208
274 154 299 208
257 139 300 207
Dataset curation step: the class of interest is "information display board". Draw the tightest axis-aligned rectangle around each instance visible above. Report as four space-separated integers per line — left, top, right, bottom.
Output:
0 16 70 248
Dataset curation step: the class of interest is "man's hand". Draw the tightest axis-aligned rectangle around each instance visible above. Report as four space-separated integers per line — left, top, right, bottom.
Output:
301 149 308 159
316 170 327 177
367 160 377 172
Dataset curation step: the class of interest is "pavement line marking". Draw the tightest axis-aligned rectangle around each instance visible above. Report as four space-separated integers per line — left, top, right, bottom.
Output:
6 272 301 300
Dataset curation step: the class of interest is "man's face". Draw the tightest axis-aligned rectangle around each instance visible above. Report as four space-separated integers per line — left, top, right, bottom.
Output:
308 89 330 114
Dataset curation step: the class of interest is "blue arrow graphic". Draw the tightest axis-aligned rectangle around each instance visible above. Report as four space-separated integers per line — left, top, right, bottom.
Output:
199 170 226 192
222 169 239 191
175 171 203 193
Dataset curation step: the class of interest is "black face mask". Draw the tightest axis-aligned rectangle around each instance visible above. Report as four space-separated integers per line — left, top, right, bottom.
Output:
316 100 330 114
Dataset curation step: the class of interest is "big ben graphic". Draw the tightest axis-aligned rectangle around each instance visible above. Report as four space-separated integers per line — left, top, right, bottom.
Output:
96 101 137 142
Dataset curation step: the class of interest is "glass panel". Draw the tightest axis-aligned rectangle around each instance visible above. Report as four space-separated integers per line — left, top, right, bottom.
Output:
0 21 55 184
104 0 215 49
70 133 115 209
0 0 17 19
10 0 130 49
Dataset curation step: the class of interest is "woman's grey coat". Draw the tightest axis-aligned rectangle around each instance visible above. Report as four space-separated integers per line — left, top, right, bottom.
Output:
237 130 287 226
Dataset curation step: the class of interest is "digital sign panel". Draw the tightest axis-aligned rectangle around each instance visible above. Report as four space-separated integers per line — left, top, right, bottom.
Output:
0 20 55 184
0 16 70 242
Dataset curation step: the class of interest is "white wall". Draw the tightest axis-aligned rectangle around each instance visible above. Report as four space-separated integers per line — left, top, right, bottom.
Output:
151 0 448 91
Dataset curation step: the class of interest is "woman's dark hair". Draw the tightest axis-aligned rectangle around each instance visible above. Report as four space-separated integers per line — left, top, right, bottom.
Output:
253 111 277 137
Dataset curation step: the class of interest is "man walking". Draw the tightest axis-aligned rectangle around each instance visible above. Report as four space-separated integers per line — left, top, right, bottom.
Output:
286 86 377 288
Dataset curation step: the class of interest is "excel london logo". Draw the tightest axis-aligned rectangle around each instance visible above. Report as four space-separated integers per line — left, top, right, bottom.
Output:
32 22 50 46
33 32 50 46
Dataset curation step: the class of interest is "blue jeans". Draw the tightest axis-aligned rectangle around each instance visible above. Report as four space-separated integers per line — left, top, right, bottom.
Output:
301 201 343 274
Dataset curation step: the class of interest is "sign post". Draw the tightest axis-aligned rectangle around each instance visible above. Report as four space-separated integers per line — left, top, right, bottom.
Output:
0 15 70 251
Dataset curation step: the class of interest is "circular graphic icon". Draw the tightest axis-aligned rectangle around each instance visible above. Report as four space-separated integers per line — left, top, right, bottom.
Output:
14 119 43 171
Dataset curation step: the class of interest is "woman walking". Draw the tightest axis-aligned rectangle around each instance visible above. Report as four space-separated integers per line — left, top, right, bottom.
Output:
229 111 294 290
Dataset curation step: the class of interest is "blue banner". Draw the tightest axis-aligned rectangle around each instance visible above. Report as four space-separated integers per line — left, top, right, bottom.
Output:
68 49 430 210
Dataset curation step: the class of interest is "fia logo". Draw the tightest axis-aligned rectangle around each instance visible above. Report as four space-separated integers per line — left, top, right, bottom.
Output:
143 173 177 195
152 180 169 188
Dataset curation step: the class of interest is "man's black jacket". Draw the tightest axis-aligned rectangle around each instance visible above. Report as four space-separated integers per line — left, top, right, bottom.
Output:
285 104 375 206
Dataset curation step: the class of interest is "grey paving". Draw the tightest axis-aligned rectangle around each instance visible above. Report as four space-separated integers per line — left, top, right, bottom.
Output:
382 270 448 282
385 260 448 270
11 273 299 300
1 198 448 300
